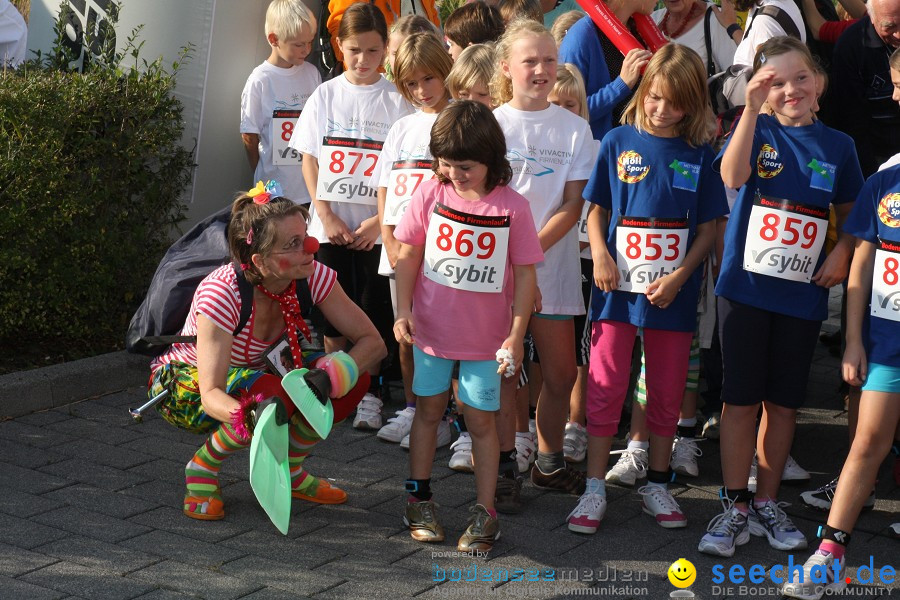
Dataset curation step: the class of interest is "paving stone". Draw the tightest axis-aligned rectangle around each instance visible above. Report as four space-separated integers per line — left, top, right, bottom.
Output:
0 438 67 469
0 487 65 518
39 458 150 492
45 417 147 447
119 437 203 464
129 559 262 599
0 512 69 549
0 541 59 577
54 400 136 425
236 587 313 600
0 575 67 600
125 458 189 488
128 506 251 544
312 557 434 599
15 411 73 427
34 535 160 576
50 438 155 471
0 420 77 449
118 480 182 511
0 461 69 495
131 590 197 600
32 506 152 544
120 530 247 568
19 560 154 600
43 484 159 520
218 530 340 569
219 555 345 595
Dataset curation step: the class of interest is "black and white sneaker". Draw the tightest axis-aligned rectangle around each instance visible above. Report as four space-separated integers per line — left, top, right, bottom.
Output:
800 476 875 512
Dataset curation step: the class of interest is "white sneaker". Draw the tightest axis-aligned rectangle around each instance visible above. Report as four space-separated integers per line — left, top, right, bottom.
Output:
605 448 648 487
376 406 415 443
352 393 382 430
563 422 588 463
401 418 452 450
567 490 607 534
749 454 811 491
782 455 811 482
448 432 474 472
670 436 702 477
781 551 846 600
528 418 536 435
638 485 687 528
698 499 750 558
515 431 536 473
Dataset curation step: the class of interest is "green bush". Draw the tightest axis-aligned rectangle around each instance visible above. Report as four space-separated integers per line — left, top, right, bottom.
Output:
0 3 193 369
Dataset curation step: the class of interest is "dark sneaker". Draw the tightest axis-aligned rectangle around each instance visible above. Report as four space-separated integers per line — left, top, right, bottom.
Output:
495 476 523 514
748 499 807 551
800 476 875 512
403 500 445 543
457 504 500 552
531 464 586 495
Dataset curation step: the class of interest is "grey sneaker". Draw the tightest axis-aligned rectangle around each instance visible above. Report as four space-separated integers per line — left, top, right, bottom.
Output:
698 498 750 557
403 500 445 543
457 504 500 552
749 499 807 551
781 551 846 599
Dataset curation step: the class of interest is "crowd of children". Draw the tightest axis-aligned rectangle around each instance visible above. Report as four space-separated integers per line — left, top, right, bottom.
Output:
224 0 900 596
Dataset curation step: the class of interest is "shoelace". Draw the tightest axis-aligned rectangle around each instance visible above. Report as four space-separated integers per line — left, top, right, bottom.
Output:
610 449 648 475
468 505 491 534
672 438 703 461
567 491 604 520
418 502 437 524
755 501 797 531
637 485 680 512
706 505 746 536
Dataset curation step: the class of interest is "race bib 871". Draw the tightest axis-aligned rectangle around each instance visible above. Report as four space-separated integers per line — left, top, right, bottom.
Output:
315 136 384 205
383 160 434 225
423 203 510 293
743 193 828 283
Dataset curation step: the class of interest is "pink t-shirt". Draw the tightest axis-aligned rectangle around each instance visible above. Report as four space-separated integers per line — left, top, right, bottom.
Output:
151 262 336 371
394 179 544 360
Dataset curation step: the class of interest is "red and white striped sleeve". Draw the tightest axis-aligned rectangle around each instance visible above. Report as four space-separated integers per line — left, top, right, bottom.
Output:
308 261 337 305
194 266 241 334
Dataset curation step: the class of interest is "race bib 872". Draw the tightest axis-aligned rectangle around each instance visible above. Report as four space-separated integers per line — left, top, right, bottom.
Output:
315 136 384 205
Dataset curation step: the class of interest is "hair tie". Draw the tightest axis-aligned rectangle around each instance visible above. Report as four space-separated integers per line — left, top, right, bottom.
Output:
240 263 250 270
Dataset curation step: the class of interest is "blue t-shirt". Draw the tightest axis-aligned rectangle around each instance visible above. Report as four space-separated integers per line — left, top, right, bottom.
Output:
716 115 864 321
842 164 900 367
584 126 729 331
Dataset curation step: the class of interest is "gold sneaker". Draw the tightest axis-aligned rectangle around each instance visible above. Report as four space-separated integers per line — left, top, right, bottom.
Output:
457 504 500 552
403 500 445 543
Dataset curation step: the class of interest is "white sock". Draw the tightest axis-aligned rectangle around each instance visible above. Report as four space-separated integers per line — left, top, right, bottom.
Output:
627 439 649 452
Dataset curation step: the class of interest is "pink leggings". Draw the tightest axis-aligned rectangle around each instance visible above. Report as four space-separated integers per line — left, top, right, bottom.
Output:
587 320 692 437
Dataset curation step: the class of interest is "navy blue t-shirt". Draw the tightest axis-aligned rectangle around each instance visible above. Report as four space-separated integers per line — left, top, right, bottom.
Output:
584 126 728 332
843 163 900 367
716 115 864 321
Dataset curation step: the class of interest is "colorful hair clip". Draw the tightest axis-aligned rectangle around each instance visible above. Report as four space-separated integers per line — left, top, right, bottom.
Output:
759 52 766 64
248 179 283 205
246 228 254 245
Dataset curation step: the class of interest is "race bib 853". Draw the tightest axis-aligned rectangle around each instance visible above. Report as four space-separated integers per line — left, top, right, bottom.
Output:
615 216 688 294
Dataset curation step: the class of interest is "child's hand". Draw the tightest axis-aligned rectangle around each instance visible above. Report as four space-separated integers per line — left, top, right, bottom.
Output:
645 272 682 309
593 250 620 292
393 313 415 345
496 338 523 378
841 340 867 386
620 49 652 89
534 286 543 313
745 66 775 113
321 212 354 245
349 215 379 251
812 242 851 288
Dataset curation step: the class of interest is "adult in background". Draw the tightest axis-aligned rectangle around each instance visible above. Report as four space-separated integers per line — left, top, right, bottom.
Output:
558 0 654 140
652 0 740 75
830 0 900 177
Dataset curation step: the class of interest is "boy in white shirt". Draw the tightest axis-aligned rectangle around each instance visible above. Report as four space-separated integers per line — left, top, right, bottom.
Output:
241 0 321 205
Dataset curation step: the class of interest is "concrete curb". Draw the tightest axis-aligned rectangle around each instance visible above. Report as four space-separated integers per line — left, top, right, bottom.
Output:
0 351 149 418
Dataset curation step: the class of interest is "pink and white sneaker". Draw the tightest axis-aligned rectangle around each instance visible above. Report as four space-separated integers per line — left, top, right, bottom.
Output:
638 485 687 528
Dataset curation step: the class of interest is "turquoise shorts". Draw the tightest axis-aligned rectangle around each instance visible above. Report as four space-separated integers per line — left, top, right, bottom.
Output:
412 346 501 411
533 312 573 321
861 362 900 394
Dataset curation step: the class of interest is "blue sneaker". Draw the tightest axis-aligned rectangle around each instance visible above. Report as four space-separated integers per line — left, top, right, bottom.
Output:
749 499 807 551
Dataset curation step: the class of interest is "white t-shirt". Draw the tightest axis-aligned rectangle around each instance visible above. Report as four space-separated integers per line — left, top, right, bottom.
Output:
652 4 738 73
372 110 439 276
879 153 900 172
291 74 415 243
733 0 806 66
0 0 26 67
494 103 596 315
240 61 321 204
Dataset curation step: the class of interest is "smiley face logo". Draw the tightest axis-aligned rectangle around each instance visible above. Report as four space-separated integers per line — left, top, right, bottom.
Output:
667 558 696 588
